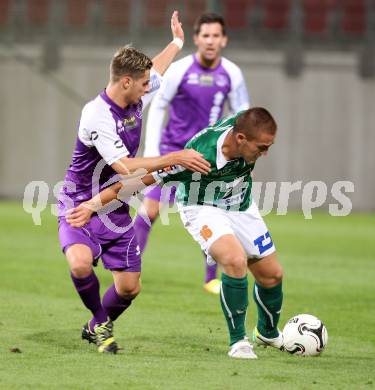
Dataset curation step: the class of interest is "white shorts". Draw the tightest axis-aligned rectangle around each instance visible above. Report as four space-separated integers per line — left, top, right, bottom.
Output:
179 202 276 264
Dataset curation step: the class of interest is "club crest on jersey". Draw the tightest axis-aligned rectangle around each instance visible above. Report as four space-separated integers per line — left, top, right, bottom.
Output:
216 74 228 87
218 163 240 176
149 73 161 92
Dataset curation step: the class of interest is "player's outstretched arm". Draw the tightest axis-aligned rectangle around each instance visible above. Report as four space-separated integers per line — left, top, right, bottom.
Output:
65 148 208 227
65 182 123 227
65 173 157 227
66 147 210 227
111 149 210 176
151 10 184 76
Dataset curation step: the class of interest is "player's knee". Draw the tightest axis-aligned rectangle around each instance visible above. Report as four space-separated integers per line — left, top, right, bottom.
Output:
66 245 93 278
273 266 283 284
67 255 92 278
257 265 283 287
70 259 92 278
116 282 141 300
224 254 248 276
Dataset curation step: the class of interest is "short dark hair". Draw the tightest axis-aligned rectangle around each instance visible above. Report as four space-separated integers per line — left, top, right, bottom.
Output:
193 12 226 35
233 108 277 140
110 45 153 82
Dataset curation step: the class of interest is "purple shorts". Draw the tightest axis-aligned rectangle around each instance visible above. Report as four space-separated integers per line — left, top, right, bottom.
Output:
58 214 141 272
143 183 176 204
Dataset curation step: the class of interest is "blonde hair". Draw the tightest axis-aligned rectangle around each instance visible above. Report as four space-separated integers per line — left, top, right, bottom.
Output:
110 45 152 82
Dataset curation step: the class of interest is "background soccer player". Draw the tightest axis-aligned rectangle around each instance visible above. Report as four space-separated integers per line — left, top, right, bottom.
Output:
68 107 284 360
58 11 211 354
133 13 250 295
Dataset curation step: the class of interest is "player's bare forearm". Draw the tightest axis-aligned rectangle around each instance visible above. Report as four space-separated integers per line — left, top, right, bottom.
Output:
65 183 122 227
112 154 174 175
151 11 184 75
66 174 157 228
111 149 210 176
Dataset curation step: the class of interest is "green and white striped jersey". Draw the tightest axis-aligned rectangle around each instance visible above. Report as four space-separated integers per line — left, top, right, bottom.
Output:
153 112 255 211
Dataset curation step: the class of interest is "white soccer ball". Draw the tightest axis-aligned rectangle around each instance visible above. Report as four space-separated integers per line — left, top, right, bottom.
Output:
282 314 328 356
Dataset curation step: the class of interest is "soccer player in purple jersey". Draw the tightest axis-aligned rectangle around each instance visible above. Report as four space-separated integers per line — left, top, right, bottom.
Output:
57 11 211 354
133 13 250 294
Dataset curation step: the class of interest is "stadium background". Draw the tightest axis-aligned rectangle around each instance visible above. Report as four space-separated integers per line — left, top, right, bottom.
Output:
0 2 374 389
0 0 374 210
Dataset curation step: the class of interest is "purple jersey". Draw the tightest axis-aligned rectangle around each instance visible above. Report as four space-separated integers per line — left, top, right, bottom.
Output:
59 68 162 220
58 90 142 226
143 54 250 157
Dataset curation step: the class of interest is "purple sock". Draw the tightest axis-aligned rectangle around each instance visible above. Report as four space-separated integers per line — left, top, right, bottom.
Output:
70 272 107 328
205 261 218 283
134 215 152 253
102 284 132 321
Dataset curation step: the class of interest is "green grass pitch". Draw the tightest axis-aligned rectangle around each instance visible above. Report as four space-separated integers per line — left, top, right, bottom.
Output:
0 201 374 389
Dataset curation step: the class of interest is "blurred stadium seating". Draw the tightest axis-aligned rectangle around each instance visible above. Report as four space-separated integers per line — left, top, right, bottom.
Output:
0 0 11 25
302 0 334 35
341 0 367 35
65 0 90 27
104 0 131 29
0 0 372 44
262 0 291 31
222 0 256 29
26 0 50 26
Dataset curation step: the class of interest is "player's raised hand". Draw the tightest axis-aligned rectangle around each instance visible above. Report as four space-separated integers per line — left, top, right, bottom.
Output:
171 10 184 43
151 10 184 75
66 202 95 227
173 149 211 174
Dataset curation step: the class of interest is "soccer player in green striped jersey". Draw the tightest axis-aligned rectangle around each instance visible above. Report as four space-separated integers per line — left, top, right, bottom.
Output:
67 107 284 359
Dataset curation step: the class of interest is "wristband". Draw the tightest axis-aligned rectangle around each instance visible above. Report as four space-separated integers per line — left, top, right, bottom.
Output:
172 37 184 50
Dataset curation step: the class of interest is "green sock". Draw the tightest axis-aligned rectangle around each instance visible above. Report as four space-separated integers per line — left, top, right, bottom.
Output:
253 282 283 338
220 273 248 346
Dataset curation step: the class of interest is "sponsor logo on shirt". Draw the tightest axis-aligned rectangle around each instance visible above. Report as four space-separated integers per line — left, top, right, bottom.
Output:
123 115 137 129
199 74 214 86
117 116 138 132
187 73 199 85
